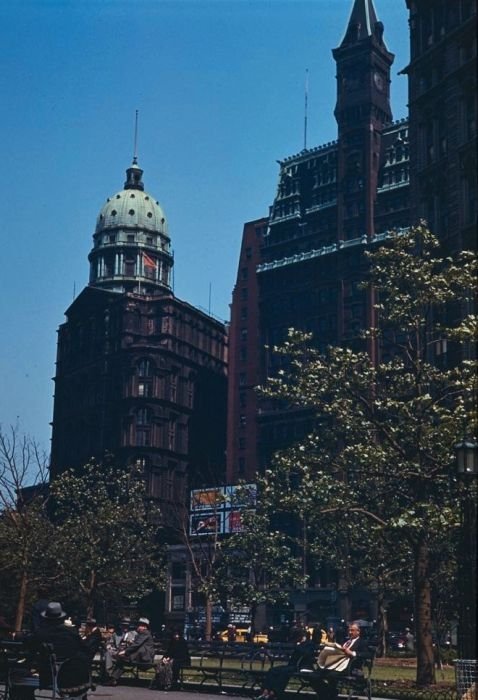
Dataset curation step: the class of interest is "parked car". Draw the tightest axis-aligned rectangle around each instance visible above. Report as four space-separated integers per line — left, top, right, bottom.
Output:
388 632 407 651
218 627 268 644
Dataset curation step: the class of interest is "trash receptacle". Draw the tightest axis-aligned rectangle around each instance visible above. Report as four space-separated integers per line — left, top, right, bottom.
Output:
455 659 477 700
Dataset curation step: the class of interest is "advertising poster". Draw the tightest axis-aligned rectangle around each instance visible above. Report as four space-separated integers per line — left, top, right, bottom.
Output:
189 483 256 536
225 509 243 533
190 487 225 511
224 483 257 508
190 511 223 536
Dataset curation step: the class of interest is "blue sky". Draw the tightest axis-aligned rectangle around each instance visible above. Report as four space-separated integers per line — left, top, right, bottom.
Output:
0 0 409 452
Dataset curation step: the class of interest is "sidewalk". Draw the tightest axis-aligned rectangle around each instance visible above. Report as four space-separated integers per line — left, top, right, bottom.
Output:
83 687 249 700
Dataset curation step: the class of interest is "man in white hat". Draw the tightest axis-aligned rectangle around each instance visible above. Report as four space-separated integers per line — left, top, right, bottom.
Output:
108 617 155 685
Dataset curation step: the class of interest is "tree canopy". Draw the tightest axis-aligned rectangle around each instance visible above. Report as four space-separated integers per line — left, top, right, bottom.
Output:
255 226 476 685
50 460 165 619
0 433 166 629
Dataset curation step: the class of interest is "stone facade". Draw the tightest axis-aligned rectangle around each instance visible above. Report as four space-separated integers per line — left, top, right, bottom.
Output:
50 164 228 513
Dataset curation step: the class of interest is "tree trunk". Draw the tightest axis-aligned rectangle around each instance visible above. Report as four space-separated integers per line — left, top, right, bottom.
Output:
15 570 28 632
376 590 388 658
205 596 213 641
85 570 96 619
249 602 258 641
414 537 435 686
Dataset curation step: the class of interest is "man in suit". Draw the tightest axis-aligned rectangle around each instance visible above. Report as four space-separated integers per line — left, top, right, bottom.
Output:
14 602 90 700
257 630 317 700
31 602 88 663
312 622 371 700
108 617 155 685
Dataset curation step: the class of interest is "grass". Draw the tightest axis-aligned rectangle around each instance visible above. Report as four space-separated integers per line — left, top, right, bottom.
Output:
131 656 457 696
372 665 455 684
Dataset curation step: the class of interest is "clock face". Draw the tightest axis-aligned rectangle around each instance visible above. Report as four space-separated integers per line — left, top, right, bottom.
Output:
373 71 385 92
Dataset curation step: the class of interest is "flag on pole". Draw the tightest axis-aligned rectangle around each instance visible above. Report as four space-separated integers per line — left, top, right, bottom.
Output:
143 252 157 269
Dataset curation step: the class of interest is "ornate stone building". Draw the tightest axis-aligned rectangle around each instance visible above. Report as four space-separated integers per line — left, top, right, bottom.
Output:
405 0 476 254
227 0 411 484
227 0 476 624
50 159 228 512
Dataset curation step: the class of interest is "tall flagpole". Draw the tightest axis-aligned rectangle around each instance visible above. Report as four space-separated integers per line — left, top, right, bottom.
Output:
134 110 140 295
133 109 139 163
304 69 309 151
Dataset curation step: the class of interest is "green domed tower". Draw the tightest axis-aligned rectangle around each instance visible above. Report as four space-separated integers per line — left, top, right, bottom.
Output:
88 158 173 294
51 155 228 514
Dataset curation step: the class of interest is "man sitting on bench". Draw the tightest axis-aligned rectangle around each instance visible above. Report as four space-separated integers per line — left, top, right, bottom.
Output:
108 617 155 685
256 630 317 700
12 602 90 700
312 622 370 700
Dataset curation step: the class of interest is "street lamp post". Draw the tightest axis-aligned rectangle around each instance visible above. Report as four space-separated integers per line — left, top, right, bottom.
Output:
454 438 478 660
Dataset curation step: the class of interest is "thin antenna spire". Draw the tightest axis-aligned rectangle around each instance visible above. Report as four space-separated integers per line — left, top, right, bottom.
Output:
304 69 309 151
133 109 139 164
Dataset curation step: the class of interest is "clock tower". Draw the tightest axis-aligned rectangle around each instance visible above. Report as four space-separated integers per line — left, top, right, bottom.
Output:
333 0 394 242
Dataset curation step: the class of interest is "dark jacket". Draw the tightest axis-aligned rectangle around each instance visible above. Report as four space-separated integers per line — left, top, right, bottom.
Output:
344 636 372 671
83 627 103 659
32 623 88 661
124 629 155 665
289 640 317 670
165 636 191 665
262 639 317 695
29 622 89 688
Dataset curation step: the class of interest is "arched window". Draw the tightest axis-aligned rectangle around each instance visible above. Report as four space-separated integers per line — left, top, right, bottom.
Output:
136 407 151 426
137 358 152 377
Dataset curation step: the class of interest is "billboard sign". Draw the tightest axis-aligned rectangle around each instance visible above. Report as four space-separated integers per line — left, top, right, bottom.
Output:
189 483 256 536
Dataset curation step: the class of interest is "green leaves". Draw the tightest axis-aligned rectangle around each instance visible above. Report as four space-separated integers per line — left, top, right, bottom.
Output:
254 226 476 683
48 460 165 617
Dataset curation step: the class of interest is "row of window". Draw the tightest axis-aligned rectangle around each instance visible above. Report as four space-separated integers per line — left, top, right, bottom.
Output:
123 420 187 452
420 174 476 232
384 145 409 165
92 254 170 283
417 96 475 170
380 167 410 187
411 0 475 58
95 231 170 250
149 465 183 501
129 376 194 407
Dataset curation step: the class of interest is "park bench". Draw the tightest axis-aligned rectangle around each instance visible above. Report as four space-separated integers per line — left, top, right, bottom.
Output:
180 641 297 695
90 639 166 684
292 645 376 700
180 641 233 689
1 640 92 699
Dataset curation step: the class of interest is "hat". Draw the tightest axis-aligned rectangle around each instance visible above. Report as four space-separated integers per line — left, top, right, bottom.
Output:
120 617 131 625
85 618 97 626
138 617 150 627
41 602 67 620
